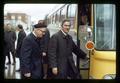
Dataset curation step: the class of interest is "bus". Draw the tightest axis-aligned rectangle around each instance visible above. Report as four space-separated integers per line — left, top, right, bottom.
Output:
45 4 116 79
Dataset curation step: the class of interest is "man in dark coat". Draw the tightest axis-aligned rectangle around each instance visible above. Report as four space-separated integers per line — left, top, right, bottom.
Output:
20 23 47 79
40 28 50 79
4 25 10 69
4 24 16 65
48 19 87 79
38 20 50 78
16 24 26 72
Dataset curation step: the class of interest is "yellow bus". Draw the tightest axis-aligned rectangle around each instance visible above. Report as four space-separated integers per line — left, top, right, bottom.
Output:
45 4 116 79
85 4 116 79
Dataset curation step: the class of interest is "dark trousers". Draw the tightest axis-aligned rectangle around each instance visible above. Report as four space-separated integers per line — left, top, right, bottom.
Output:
10 51 16 63
5 50 16 63
43 64 48 78
47 64 81 79
67 62 81 79
42 56 48 79
5 51 11 63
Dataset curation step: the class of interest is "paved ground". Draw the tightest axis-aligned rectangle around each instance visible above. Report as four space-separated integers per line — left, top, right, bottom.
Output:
4 55 21 79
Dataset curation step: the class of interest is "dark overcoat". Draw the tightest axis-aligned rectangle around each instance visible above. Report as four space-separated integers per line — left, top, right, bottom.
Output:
48 30 86 79
20 33 43 79
16 30 26 57
4 30 9 56
4 30 16 52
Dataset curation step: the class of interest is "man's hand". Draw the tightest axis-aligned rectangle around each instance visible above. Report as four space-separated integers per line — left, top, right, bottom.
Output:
24 73 31 77
52 67 58 75
84 56 89 60
42 52 46 56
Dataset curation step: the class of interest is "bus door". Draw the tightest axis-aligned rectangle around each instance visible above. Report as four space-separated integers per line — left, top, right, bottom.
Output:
78 4 92 79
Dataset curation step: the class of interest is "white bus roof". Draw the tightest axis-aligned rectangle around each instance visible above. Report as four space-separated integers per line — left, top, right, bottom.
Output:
47 4 66 17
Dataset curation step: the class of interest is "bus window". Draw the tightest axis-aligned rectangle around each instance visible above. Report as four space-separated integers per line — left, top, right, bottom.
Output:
52 15 54 24
55 13 57 23
94 4 116 50
53 14 56 24
56 10 60 23
60 5 68 22
55 10 61 27
67 4 77 29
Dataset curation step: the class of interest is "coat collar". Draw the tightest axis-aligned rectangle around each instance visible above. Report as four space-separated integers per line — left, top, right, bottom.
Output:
60 29 67 36
32 31 37 38
31 32 42 41
59 30 70 39
30 32 38 41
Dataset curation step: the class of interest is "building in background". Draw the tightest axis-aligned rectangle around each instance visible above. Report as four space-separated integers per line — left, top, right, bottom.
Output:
4 12 32 35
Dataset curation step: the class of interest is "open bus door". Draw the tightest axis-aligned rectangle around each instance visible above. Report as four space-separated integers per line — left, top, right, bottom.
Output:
77 4 92 79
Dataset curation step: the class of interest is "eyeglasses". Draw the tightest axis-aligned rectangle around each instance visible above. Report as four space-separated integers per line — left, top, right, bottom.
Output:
39 30 46 33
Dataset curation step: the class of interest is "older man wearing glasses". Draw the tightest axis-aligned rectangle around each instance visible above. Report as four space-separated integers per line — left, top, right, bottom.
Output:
20 23 46 79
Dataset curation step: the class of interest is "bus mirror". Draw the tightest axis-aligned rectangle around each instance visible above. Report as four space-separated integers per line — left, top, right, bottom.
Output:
85 41 94 50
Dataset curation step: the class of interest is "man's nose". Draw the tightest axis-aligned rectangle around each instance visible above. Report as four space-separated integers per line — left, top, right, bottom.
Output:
66 27 70 30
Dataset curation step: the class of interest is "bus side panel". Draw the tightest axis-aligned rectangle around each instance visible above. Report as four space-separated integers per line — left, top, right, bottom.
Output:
89 50 116 79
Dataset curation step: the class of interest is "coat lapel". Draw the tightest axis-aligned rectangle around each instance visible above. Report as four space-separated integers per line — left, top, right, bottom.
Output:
30 33 41 49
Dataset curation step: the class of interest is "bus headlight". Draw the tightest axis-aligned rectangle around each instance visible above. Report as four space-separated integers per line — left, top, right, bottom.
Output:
103 74 115 79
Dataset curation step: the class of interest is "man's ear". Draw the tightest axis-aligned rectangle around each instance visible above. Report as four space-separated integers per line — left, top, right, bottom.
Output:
61 22 63 28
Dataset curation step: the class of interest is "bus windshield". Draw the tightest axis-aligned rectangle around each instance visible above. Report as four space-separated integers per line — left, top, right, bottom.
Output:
94 4 116 50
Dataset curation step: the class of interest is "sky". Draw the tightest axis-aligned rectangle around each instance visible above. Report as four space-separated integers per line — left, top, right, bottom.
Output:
4 4 61 23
